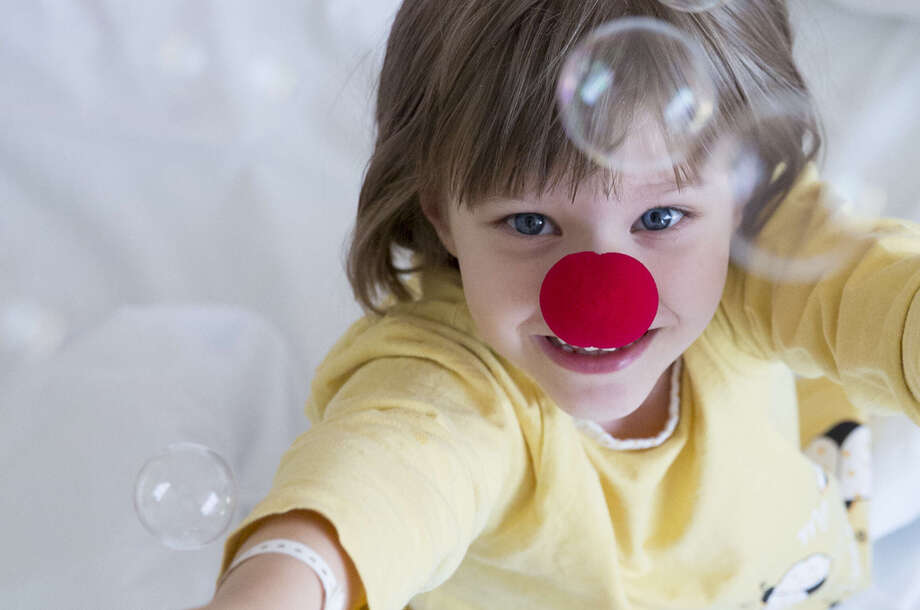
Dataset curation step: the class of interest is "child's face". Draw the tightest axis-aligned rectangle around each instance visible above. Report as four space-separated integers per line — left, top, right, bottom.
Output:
423 140 743 430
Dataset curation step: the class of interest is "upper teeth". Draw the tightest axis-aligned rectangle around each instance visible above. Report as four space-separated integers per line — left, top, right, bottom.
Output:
547 331 651 355
549 336 626 354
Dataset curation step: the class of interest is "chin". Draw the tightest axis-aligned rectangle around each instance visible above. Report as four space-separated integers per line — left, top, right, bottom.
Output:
564 393 641 421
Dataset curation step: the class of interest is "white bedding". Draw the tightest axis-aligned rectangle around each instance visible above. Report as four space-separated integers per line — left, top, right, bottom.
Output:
1 1 919 608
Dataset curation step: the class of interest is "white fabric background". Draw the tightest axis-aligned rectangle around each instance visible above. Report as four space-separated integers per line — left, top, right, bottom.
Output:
1 1 919 608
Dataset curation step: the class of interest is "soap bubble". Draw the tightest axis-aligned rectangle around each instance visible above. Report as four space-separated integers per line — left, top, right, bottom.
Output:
134 442 237 550
719 92 883 283
658 0 728 12
556 17 716 173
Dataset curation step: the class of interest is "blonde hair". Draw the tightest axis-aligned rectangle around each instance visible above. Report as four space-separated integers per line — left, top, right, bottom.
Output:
345 0 821 316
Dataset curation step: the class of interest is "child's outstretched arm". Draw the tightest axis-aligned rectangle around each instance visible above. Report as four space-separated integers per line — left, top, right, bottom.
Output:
193 340 523 610
719 164 920 426
194 509 365 610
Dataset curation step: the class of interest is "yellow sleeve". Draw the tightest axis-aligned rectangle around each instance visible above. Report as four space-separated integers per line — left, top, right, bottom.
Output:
796 375 868 449
218 356 519 610
720 164 920 426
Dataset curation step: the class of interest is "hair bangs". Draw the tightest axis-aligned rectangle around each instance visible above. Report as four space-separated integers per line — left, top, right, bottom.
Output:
424 2 737 212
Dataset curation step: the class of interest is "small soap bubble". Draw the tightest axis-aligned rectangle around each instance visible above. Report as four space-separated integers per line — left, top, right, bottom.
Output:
658 0 729 12
134 442 237 550
719 92 882 283
556 17 717 173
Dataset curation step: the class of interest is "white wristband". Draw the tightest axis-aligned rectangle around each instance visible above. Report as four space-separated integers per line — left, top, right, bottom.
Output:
221 538 346 610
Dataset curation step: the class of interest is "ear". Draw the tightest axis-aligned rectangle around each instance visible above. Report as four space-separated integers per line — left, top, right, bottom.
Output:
420 192 458 257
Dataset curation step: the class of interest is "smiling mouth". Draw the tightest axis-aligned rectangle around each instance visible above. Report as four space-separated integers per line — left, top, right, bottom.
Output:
536 328 659 374
545 332 648 355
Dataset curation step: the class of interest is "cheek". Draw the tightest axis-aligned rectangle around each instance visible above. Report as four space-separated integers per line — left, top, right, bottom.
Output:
459 255 537 335
653 245 730 320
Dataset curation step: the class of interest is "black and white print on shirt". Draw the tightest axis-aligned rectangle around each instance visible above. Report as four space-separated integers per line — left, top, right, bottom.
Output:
729 420 872 610
803 421 871 512
759 553 833 608
803 419 871 551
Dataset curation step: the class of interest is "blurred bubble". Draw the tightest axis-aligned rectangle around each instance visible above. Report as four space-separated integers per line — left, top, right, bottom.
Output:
658 0 729 12
556 17 716 173
719 92 883 283
158 34 209 79
0 301 68 375
825 177 888 220
246 57 298 102
134 442 237 550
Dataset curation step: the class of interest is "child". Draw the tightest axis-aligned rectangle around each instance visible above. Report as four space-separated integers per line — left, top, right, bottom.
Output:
200 1 920 609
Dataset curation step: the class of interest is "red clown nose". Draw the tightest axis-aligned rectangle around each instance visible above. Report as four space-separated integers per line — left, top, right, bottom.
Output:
539 251 658 349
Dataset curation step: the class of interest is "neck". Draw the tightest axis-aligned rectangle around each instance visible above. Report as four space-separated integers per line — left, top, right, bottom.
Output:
601 362 674 440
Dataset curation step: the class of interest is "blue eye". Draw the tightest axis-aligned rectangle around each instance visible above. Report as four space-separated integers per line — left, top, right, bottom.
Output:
505 213 555 236
639 207 685 231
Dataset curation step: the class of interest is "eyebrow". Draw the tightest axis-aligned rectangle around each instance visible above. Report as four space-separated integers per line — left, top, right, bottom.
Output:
631 173 704 194
482 178 699 209
635 181 683 194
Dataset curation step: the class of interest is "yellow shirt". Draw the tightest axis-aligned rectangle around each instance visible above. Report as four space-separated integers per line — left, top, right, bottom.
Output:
219 165 920 609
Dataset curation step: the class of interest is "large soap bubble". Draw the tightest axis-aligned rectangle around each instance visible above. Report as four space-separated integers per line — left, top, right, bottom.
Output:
719 92 883 284
134 442 237 550
556 17 716 173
